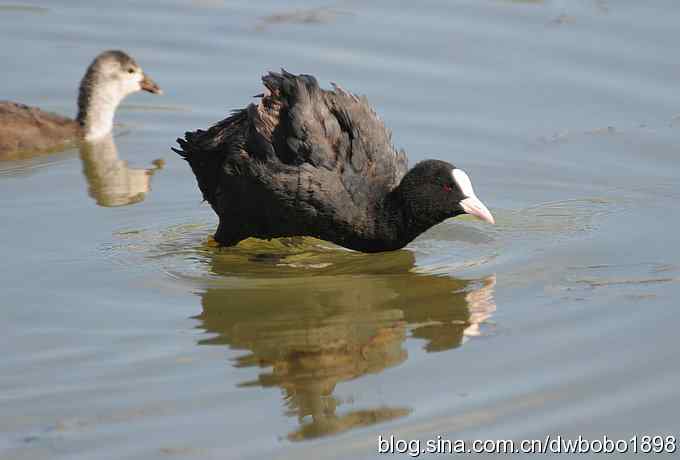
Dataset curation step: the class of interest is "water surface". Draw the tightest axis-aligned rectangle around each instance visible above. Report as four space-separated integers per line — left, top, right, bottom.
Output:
2 1 680 459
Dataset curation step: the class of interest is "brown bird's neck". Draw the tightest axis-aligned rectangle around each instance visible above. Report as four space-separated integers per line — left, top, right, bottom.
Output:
76 77 124 140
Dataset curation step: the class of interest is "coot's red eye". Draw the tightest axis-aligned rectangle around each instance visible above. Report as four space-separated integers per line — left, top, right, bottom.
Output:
443 184 453 192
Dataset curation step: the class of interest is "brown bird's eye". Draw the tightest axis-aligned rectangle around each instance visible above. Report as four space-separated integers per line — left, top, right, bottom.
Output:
127 68 135 74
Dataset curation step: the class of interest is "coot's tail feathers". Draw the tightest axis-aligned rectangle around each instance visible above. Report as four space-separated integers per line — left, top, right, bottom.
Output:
261 69 320 101
172 132 215 204
175 70 408 212
173 109 249 207
259 70 407 184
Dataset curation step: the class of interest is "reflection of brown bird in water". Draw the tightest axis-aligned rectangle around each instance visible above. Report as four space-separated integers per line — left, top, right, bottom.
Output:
80 134 163 207
193 245 496 440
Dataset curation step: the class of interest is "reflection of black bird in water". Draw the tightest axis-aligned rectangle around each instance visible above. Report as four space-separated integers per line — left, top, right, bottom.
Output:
80 134 163 207
193 245 496 440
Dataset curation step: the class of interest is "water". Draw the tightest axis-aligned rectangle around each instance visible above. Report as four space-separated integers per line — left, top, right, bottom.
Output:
2 1 680 458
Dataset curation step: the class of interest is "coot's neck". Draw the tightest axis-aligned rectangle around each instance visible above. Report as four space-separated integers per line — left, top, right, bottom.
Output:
77 77 123 140
373 184 448 252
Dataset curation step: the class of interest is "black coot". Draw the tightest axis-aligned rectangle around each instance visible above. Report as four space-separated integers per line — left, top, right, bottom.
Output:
175 71 494 253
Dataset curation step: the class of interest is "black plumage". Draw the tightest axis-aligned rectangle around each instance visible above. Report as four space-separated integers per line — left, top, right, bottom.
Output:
175 71 493 252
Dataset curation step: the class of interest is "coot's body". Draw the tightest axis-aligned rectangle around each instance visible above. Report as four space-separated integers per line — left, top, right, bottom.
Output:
176 71 493 252
0 102 79 156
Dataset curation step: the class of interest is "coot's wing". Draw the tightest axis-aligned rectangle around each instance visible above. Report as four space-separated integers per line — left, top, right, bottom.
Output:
259 71 408 203
175 71 408 214
0 101 79 157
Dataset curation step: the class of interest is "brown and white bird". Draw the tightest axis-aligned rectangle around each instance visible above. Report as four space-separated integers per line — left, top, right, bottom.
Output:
0 50 161 157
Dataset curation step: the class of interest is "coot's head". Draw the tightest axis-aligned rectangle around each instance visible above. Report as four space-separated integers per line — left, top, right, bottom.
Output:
398 159 494 225
78 50 162 139
83 50 162 98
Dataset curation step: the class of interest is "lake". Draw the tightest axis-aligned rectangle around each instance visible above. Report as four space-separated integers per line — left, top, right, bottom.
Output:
1 0 679 458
